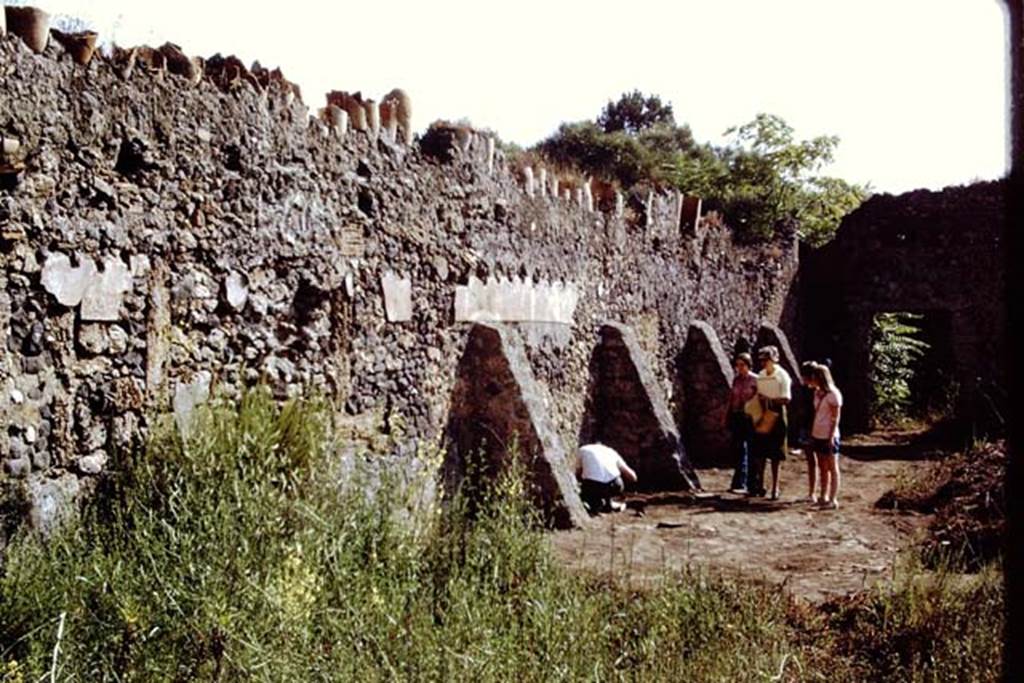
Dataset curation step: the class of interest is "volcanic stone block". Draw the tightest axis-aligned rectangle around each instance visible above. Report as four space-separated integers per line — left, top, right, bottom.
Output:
580 323 701 491
443 323 588 529
679 321 734 465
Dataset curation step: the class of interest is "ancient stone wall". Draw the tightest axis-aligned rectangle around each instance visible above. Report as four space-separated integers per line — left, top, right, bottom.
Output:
0 30 798 532
801 181 1006 431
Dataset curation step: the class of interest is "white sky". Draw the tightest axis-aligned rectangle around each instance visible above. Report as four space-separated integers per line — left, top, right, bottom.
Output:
18 0 1011 193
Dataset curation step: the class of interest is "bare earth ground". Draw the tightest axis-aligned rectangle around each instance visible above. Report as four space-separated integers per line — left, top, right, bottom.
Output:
551 430 946 603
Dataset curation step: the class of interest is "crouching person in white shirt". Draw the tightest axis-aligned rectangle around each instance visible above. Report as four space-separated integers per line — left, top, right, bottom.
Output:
576 442 638 514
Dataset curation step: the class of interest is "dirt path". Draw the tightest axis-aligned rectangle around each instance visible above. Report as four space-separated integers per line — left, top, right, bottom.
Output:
550 431 944 602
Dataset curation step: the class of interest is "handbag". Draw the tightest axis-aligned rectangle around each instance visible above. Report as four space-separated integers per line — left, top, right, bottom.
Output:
754 408 779 435
743 395 763 422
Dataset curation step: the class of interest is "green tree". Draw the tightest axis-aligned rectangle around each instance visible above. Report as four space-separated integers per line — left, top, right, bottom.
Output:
537 92 703 189
597 90 676 134
537 121 649 186
717 113 868 243
531 97 866 245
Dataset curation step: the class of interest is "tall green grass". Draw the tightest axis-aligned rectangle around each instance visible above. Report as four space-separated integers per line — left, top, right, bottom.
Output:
0 390 1004 681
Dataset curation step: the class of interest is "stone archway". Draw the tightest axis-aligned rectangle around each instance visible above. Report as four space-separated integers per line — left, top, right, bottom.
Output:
442 323 588 529
579 323 700 491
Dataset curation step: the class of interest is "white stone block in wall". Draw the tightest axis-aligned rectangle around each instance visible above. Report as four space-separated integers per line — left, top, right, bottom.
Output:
41 252 97 307
583 180 594 212
130 254 151 278
326 105 348 140
538 168 548 197
486 136 495 174
512 276 531 320
482 276 499 319
381 271 413 322
1 136 20 155
80 258 132 321
224 271 249 311
364 99 380 139
532 283 549 321
454 285 471 322
174 370 212 440
523 166 534 197
453 277 578 324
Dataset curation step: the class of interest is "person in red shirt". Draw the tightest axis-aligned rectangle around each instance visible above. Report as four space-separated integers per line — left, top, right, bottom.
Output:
723 353 758 494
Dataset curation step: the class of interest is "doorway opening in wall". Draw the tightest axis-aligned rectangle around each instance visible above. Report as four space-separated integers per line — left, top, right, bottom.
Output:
868 310 958 431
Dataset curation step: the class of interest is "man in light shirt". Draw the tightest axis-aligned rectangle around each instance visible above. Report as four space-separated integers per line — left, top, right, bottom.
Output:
576 442 637 514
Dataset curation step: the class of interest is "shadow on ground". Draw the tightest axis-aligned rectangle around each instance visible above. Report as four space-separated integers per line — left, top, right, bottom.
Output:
839 420 968 462
623 493 795 516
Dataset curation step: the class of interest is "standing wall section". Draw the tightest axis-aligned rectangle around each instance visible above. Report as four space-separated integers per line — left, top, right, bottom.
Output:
0 31 799 520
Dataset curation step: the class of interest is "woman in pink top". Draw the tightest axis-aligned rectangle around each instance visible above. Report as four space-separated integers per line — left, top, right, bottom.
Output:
810 363 843 509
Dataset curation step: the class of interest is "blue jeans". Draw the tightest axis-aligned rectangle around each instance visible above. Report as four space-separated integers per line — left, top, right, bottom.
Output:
727 412 752 490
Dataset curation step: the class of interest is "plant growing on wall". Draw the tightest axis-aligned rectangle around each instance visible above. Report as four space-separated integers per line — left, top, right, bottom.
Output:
869 312 931 425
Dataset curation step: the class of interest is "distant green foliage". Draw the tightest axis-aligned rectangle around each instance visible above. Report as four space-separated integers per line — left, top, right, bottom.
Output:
534 94 868 244
870 312 931 425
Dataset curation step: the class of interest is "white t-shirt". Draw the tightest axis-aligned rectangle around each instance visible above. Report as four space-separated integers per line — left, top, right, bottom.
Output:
578 443 628 483
756 366 792 400
812 388 843 439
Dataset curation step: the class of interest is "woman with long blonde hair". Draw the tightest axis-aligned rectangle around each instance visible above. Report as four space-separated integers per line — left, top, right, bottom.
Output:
810 363 843 509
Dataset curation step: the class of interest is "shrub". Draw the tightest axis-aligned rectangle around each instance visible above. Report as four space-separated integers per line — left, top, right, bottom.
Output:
870 312 930 425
